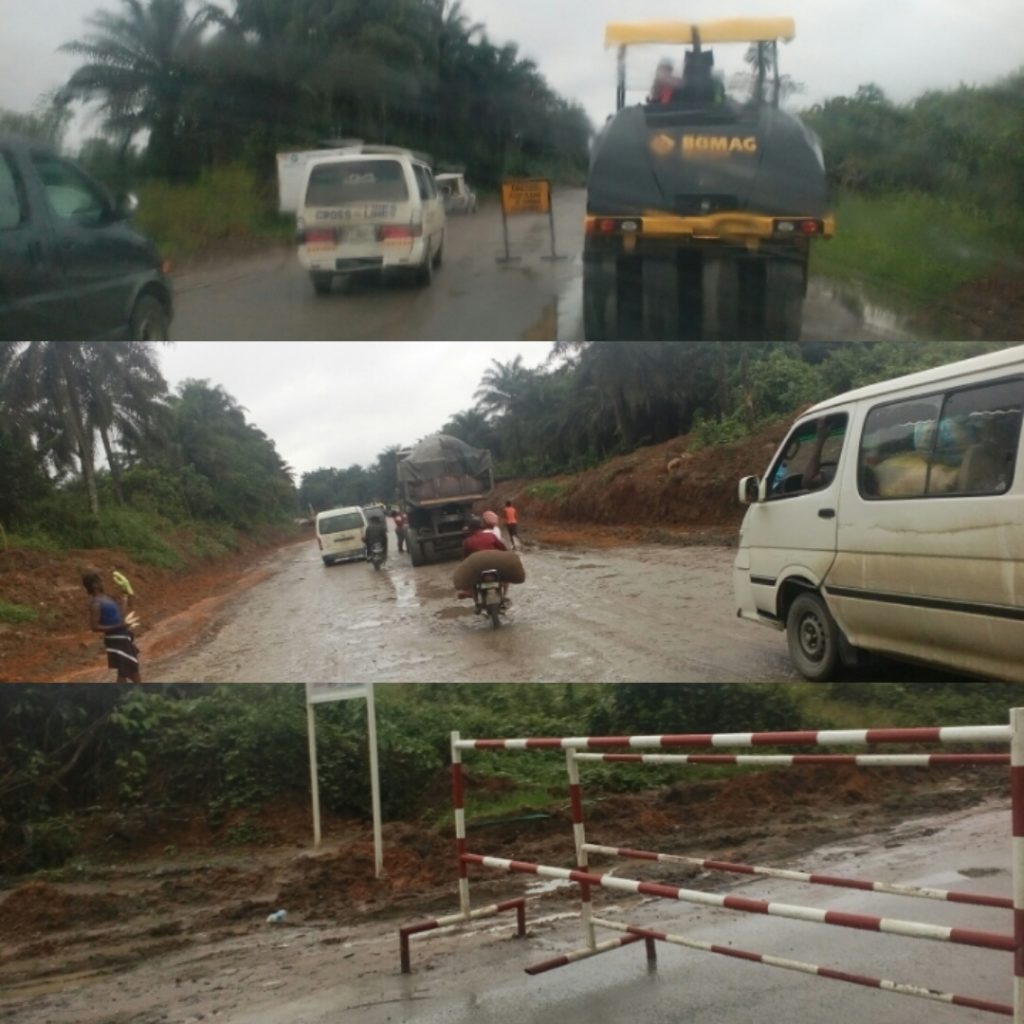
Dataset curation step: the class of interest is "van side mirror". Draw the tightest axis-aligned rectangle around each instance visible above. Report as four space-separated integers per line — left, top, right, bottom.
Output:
738 475 761 505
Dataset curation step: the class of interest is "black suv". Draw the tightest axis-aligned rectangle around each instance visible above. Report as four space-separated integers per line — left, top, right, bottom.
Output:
0 134 173 340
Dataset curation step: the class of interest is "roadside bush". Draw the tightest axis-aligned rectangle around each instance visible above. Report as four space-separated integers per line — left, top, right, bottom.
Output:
135 164 289 262
0 601 39 625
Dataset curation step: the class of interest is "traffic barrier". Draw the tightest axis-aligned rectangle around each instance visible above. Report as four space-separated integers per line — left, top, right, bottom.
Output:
397 713 1024 1021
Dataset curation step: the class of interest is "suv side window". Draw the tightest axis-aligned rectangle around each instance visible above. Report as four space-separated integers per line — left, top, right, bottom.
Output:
858 379 1023 499
767 413 849 500
0 152 26 230
31 154 109 226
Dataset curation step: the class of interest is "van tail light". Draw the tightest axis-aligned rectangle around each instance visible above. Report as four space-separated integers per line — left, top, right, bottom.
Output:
300 228 336 245
378 224 422 241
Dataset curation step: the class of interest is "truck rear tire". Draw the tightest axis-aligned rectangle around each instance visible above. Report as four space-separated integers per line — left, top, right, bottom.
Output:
702 255 740 340
409 542 426 567
642 254 680 341
764 261 804 341
583 253 616 341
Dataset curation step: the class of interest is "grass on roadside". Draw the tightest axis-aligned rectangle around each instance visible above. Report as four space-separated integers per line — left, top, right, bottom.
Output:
0 600 38 624
136 163 292 263
811 190 1024 306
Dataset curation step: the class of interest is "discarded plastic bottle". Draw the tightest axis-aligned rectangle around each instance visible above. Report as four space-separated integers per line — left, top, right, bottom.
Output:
266 910 287 924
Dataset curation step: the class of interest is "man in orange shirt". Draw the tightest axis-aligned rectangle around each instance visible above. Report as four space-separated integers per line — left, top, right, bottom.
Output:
503 500 520 551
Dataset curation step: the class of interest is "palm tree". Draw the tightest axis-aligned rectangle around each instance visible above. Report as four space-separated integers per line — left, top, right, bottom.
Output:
60 0 217 176
81 342 170 504
474 356 532 470
2 343 100 513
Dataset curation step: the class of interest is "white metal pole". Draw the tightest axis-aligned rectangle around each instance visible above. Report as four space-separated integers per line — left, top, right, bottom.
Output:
1012 707 1024 1024
566 750 597 951
366 684 384 879
453 730 470 918
306 697 322 849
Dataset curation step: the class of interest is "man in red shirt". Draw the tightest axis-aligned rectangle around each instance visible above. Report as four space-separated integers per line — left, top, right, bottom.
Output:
391 508 408 553
460 517 510 604
463 517 508 557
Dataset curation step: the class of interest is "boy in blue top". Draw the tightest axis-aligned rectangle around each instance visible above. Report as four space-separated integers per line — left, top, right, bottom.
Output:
82 571 141 683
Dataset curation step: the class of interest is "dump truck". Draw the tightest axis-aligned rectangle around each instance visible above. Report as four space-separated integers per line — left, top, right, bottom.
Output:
584 17 833 342
397 434 495 567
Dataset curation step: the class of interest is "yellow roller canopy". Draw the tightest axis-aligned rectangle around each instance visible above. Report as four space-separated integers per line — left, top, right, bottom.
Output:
604 18 796 48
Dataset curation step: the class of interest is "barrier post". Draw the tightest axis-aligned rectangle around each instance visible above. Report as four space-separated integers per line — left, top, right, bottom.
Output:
566 750 597 951
453 730 470 918
1012 709 1024 1024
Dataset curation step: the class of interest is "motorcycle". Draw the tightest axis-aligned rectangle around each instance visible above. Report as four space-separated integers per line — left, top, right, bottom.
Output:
473 568 506 629
369 541 386 571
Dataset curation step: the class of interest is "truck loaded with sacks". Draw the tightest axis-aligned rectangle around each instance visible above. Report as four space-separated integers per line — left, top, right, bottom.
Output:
398 434 495 567
584 17 832 342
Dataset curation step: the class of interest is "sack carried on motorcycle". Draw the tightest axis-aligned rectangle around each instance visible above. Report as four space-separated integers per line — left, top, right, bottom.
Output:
453 551 526 591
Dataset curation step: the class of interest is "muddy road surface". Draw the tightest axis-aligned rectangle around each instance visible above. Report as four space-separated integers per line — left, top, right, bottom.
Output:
0 797 1011 1024
141 540 799 684
171 190 908 343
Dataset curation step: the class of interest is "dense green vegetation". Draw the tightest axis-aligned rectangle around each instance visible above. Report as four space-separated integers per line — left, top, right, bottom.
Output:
3 682 1019 872
803 76 1024 302
297 342 1017 507
4 0 592 257
0 342 296 563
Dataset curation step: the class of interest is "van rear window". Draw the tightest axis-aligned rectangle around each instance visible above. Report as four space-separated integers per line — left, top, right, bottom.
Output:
319 513 364 534
305 160 409 206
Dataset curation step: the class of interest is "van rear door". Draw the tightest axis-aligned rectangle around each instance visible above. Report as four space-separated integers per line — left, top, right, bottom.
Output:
744 412 850 620
302 158 414 247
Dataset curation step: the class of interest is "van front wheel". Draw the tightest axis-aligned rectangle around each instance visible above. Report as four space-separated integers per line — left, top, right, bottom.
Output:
786 592 840 682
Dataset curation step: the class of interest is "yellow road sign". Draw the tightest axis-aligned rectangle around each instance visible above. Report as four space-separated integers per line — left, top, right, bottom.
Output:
500 178 551 216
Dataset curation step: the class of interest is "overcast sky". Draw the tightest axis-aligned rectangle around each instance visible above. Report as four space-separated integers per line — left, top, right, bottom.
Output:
2 0 1023 140
158 341 555 478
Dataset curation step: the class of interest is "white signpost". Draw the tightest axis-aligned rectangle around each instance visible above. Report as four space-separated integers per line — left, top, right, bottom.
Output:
304 682 384 878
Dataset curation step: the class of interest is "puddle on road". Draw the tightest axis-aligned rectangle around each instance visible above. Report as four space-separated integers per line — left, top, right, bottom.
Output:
437 607 475 620
521 258 583 341
816 278 917 339
390 573 420 610
527 878 574 896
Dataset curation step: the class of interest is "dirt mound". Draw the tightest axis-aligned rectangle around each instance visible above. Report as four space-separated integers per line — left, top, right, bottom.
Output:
0 881 126 936
486 419 792 541
275 823 453 917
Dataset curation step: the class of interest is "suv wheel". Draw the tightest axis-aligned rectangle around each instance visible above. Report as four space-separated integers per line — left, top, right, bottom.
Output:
130 295 170 341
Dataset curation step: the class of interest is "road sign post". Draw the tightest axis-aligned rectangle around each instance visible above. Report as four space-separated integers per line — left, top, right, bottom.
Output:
304 683 384 878
497 178 565 263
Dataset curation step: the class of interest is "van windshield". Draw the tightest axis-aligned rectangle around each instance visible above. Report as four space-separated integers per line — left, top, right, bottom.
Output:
319 512 364 534
305 160 409 206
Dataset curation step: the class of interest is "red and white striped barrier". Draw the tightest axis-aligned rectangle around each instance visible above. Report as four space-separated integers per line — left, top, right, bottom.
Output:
455 725 1011 751
396 717 1021 1022
582 843 1015 910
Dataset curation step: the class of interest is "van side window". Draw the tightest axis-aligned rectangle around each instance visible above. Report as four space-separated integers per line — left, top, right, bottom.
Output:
0 152 26 230
767 414 848 500
413 165 431 201
859 380 1023 500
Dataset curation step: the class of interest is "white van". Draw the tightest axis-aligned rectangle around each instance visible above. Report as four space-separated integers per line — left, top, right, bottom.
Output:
316 506 368 566
295 149 446 294
734 345 1024 682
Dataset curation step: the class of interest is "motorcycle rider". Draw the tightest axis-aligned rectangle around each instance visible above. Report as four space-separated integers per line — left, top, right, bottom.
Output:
363 513 389 561
460 517 511 606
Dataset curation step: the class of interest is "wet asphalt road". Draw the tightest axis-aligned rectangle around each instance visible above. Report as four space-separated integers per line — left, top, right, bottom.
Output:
206 802 1017 1024
148 538 800 684
170 189 908 342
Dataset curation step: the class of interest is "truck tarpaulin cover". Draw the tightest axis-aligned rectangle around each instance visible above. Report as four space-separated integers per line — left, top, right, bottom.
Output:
399 434 494 502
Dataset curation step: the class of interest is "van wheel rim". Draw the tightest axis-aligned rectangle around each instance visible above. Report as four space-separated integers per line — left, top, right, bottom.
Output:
799 613 828 662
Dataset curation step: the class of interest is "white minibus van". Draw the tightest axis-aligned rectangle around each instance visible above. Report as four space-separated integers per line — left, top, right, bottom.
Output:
295 147 445 294
734 345 1024 682
316 506 368 566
